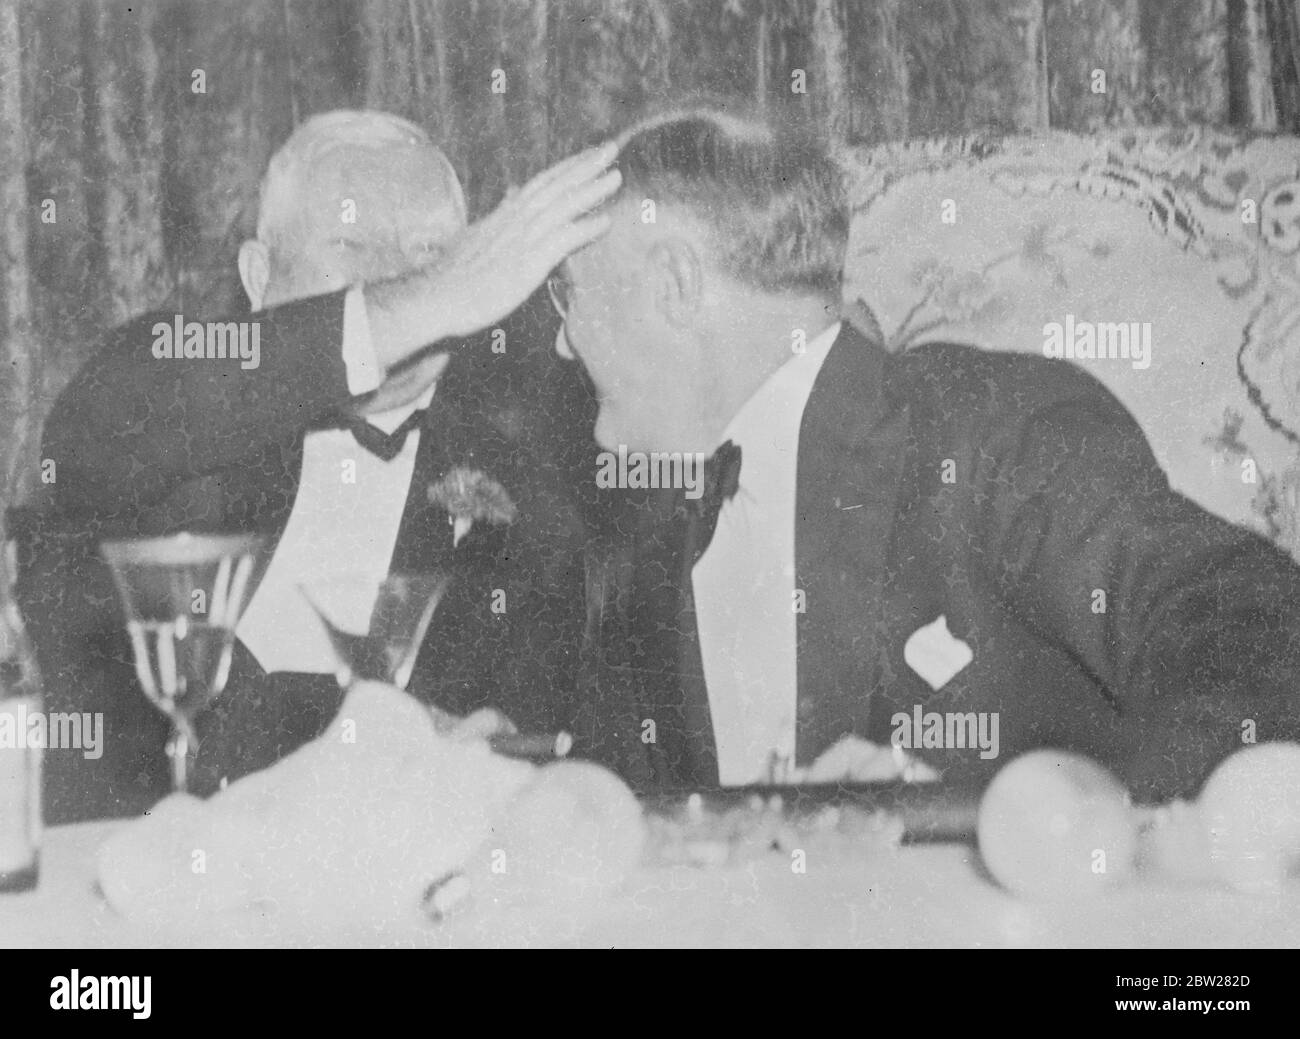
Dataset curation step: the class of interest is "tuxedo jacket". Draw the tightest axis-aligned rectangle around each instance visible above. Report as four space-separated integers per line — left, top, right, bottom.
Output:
601 322 1300 801
25 288 600 815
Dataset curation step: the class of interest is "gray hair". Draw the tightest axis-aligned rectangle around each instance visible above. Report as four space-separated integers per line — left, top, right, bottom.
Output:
255 109 467 249
611 108 848 299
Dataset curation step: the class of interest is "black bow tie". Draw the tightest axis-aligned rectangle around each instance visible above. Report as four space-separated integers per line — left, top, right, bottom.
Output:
689 439 743 561
327 409 428 462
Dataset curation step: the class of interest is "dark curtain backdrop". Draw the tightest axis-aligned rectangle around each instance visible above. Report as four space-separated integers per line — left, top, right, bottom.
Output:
1 0 1297 512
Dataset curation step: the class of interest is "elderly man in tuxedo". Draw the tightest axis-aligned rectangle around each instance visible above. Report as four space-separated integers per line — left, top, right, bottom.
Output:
555 109 1300 801
32 110 620 816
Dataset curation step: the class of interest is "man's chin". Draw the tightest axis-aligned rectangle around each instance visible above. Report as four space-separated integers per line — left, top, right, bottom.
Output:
593 411 627 453
596 411 700 457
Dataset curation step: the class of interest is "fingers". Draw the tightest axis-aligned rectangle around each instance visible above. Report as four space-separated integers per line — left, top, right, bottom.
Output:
528 168 623 236
417 145 619 340
481 211 611 312
804 737 902 782
513 150 592 206
533 151 620 216
545 212 614 266
512 171 619 288
517 141 618 210
454 708 518 741
430 705 518 743
462 147 618 269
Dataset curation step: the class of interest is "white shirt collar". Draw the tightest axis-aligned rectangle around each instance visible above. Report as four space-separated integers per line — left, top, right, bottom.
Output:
720 321 841 503
360 383 438 436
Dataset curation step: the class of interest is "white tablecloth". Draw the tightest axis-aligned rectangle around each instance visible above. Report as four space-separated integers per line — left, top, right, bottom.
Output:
3 823 1298 948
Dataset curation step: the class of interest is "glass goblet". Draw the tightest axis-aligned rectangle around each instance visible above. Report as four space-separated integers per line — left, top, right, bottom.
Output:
101 533 264 793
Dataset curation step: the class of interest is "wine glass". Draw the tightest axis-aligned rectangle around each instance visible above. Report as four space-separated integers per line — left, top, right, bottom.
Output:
100 533 265 793
297 571 452 691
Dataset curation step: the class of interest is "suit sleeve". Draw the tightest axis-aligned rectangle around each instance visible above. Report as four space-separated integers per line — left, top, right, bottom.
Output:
979 379 1300 797
43 291 354 519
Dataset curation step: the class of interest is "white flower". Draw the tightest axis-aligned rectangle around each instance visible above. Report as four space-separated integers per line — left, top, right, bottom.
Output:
427 469 517 548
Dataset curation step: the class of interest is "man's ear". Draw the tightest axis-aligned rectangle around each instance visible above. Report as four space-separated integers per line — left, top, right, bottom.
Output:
647 237 703 327
237 239 270 312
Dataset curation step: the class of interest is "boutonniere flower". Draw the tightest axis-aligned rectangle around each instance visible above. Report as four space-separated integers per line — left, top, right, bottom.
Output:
427 468 517 547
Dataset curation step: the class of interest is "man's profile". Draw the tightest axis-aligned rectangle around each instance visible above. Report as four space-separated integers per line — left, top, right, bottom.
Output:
27 110 616 816
560 108 1300 799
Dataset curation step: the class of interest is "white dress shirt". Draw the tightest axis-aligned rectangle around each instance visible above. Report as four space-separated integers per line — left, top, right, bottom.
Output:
692 321 841 785
237 288 436 674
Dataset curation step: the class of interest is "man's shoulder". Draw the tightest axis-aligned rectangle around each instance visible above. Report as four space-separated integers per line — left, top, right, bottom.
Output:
80 291 347 364
50 309 180 407
886 339 1131 429
97 308 186 353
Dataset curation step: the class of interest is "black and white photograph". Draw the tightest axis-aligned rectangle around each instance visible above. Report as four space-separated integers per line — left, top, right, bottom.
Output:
0 0 1299 981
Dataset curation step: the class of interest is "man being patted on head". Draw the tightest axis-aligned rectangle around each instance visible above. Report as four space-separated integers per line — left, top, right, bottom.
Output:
34 111 619 815
557 108 1300 802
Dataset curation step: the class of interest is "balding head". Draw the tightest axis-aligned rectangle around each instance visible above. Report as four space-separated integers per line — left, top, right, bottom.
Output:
239 110 468 311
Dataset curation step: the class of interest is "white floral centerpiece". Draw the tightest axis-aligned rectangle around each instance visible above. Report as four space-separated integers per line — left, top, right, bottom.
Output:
427 468 517 547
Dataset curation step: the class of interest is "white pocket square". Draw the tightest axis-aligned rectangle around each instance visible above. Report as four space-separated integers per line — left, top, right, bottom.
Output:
903 614 973 691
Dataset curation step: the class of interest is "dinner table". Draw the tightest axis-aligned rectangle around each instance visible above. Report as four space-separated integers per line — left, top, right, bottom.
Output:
3 817 1298 948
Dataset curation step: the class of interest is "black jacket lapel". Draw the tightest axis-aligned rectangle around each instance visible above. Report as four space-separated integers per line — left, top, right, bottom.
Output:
794 323 915 765
389 387 463 575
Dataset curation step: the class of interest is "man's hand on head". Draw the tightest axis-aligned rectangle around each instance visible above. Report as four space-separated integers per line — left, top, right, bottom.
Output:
365 143 621 373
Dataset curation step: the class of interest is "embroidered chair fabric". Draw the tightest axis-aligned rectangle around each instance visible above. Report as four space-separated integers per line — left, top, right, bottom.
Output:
844 127 1300 560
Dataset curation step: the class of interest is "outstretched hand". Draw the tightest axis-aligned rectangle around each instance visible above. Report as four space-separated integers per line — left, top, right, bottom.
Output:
428 142 621 340
367 142 621 374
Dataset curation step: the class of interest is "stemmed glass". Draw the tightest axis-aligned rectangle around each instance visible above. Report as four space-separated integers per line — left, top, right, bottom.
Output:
100 533 265 793
297 572 452 691
299 572 577 761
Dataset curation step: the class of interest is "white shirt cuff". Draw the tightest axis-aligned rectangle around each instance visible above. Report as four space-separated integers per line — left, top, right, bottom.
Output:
341 286 382 395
